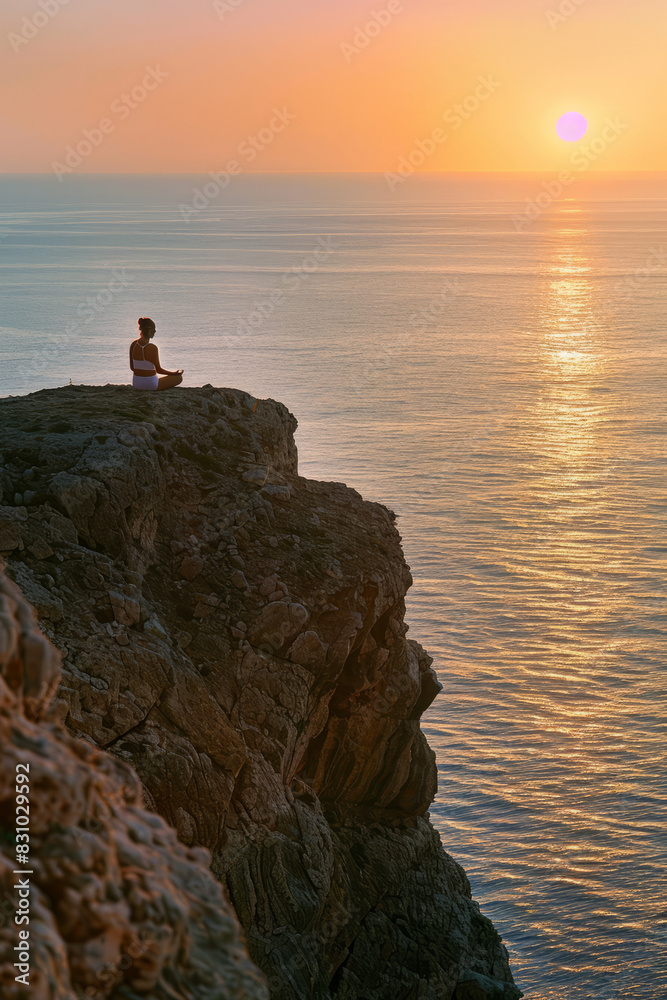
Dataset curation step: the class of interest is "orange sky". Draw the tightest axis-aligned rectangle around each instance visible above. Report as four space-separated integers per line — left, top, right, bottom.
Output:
2 0 666 173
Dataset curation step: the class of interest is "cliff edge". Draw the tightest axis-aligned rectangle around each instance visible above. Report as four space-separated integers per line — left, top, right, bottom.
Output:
0 384 521 1000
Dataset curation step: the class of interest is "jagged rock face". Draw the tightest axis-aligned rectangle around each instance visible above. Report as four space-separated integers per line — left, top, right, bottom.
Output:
0 385 521 1000
0 566 267 1000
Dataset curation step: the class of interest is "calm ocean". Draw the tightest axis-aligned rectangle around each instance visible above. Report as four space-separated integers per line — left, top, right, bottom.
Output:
1 173 665 999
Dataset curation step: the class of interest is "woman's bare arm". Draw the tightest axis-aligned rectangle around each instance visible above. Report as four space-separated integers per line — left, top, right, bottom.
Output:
149 345 179 376
129 341 136 372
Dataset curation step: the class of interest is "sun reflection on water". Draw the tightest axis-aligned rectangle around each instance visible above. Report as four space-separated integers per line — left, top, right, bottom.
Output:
531 229 611 483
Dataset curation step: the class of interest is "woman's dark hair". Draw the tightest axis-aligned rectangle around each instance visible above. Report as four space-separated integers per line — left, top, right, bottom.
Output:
138 317 156 337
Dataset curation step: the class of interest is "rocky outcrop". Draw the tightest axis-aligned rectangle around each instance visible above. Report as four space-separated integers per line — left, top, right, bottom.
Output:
0 564 268 999
0 385 521 1000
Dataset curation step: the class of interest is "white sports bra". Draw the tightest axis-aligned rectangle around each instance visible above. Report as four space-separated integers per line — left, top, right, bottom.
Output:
133 341 156 372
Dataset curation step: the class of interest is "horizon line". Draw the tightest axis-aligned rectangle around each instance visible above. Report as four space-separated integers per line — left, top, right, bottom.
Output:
2 170 667 178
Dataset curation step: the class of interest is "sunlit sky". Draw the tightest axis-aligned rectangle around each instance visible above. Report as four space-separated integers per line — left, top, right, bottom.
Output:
2 0 666 173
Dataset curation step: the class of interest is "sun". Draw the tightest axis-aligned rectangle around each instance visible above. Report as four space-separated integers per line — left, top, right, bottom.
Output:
556 112 588 142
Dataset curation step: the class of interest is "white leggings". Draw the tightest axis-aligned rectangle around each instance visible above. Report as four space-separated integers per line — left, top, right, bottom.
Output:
133 374 159 391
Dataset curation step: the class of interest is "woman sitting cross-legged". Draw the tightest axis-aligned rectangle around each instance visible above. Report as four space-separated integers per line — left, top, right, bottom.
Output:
129 317 184 390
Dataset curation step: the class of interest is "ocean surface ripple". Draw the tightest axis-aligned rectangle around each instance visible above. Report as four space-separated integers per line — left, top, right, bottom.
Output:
1 174 665 999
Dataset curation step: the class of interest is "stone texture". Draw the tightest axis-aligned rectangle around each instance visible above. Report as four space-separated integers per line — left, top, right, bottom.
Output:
0 385 522 1000
0 564 267 1000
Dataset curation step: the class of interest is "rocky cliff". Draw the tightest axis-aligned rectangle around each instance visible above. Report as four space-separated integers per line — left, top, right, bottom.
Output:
0 563 267 999
0 384 521 1000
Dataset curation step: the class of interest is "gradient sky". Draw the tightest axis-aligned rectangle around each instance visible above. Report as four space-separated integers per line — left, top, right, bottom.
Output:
2 0 666 173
